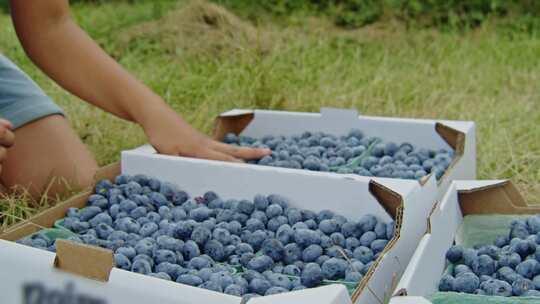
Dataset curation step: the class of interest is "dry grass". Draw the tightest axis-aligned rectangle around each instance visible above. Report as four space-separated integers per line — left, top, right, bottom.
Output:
0 0 539 229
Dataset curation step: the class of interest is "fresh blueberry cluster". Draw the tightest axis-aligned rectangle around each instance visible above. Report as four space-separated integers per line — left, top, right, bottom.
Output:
223 129 454 180
439 215 540 297
17 174 395 298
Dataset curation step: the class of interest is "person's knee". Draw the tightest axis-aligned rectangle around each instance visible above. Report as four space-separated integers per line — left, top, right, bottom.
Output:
0 114 98 200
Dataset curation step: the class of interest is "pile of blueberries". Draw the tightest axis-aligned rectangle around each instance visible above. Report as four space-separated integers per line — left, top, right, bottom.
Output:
439 215 540 297
223 129 454 180
18 174 395 299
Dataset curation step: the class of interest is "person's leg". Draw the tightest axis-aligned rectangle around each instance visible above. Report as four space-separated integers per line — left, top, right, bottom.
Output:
0 114 97 198
0 54 97 199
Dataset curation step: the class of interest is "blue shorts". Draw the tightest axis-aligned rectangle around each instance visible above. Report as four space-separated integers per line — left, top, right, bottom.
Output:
0 54 64 129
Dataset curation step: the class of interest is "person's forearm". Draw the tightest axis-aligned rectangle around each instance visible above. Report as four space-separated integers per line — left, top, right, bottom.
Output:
10 1 164 127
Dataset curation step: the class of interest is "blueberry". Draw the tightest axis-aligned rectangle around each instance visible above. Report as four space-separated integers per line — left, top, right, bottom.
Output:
131 259 152 275
498 252 521 269
283 265 301 276
454 272 479 293
224 284 244 296
359 231 377 247
155 262 181 280
462 248 478 267
246 230 267 251
294 229 321 247
250 210 268 224
301 263 324 288
236 200 255 215
512 277 535 296
204 240 225 262
480 279 512 296
286 208 303 225
246 218 265 232
516 259 540 279
320 235 333 249
130 207 147 219
265 287 288 295
316 255 331 266
478 245 500 260
345 271 363 283
88 195 109 209
268 194 289 210
116 217 141 234
497 266 520 284
284 243 302 264
292 222 309 231
316 210 335 223
353 246 374 264
261 239 285 262
183 240 200 260
249 278 272 295
510 239 532 257
358 215 377 233
266 204 283 218
79 206 102 222
113 253 131 270
254 195 269 211
226 221 242 236
330 233 346 247
341 222 358 238
153 249 177 264
209 271 235 290
371 240 388 253
247 255 274 272
177 274 203 286
321 258 348 280
116 246 136 259
319 219 340 235
302 244 323 263
189 207 211 222
95 179 114 194
95 223 115 239
276 224 294 244
267 273 292 290
140 222 159 237
148 192 169 208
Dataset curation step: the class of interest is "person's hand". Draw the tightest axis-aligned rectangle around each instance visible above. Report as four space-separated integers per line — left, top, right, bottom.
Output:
143 109 270 162
0 119 15 175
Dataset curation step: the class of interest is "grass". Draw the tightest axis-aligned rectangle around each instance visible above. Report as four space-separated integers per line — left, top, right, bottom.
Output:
0 0 539 229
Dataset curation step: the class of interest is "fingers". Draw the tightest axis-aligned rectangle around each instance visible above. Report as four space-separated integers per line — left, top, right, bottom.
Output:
0 147 6 162
0 125 15 147
0 119 12 129
196 148 243 163
212 141 271 160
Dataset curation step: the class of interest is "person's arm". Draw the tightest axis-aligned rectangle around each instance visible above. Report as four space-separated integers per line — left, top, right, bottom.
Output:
9 0 268 162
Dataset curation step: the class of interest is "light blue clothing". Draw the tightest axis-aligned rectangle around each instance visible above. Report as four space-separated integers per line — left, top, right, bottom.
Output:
0 54 63 129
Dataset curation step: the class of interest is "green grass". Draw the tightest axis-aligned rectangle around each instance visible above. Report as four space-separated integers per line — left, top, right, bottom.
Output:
0 0 539 229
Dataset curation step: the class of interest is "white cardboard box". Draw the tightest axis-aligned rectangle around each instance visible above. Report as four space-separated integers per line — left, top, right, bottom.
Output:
0 150 439 304
132 108 476 199
389 180 540 304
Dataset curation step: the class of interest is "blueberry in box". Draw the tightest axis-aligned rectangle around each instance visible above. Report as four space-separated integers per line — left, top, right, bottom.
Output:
438 215 540 298
223 129 454 180
17 174 396 300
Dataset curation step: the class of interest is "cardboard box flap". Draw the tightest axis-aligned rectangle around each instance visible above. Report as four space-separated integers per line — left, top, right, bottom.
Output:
1 222 42 241
93 162 121 182
369 180 403 219
54 239 113 282
434 122 465 154
214 111 255 140
2 191 91 236
457 180 539 215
